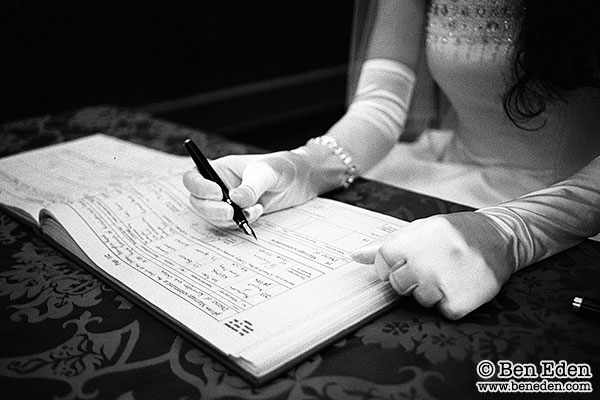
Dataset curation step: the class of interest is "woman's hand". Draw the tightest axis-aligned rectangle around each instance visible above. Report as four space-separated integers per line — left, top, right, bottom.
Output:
183 151 316 228
182 147 339 229
351 212 515 319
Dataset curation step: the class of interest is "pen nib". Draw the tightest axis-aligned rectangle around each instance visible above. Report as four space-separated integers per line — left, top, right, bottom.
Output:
241 223 258 240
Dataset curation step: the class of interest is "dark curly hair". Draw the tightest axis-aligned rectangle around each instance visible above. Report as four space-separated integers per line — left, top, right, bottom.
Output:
503 0 600 129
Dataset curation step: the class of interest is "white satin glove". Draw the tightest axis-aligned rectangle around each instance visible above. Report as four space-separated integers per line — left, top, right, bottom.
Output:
182 143 350 228
351 212 516 320
182 58 417 229
351 155 600 320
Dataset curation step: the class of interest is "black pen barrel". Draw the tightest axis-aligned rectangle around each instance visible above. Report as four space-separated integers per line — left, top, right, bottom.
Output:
573 296 600 319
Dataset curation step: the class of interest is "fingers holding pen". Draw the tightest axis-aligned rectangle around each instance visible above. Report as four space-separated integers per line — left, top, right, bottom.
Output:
183 169 223 200
183 168 264 228
188 194 264 228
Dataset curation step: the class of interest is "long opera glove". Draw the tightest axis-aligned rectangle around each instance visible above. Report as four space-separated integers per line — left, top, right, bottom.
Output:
351 156 600 319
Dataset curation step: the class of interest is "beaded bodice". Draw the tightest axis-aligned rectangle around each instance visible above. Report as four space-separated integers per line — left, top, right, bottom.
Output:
422 0 600 183
427 0 525 57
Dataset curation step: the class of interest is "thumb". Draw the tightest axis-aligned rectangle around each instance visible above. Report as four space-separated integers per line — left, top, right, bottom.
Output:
350 236 387 264
229 161 280 208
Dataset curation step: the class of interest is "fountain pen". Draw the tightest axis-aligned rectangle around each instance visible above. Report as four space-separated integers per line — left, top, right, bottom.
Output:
183 138 257 240
572 296 600 320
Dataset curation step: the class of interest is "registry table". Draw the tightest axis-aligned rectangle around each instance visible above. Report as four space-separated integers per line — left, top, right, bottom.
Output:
0 106 599 400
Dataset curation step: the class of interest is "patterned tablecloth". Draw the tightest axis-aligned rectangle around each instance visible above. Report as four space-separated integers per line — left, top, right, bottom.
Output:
1 106 599 400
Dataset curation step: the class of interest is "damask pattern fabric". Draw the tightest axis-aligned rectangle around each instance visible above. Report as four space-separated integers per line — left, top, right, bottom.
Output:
0 106 599 399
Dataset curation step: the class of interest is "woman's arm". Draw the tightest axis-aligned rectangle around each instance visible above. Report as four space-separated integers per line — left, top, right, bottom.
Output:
183 1 428 227
325 0 427 175
365 0 425 65
478 155 600 270
351 154 600 320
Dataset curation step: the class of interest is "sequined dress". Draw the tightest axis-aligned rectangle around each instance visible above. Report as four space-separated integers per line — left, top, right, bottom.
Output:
365 0 600 208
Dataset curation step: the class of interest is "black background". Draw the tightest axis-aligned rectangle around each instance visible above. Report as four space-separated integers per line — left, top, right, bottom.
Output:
2 1 353 149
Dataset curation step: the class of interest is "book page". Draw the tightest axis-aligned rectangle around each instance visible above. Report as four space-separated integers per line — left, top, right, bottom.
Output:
44 176 406 362
0 134 191 222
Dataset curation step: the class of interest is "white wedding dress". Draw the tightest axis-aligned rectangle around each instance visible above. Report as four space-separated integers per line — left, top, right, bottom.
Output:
365 0 600 209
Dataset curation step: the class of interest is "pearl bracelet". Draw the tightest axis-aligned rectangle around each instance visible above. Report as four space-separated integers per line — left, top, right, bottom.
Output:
310 136 357 188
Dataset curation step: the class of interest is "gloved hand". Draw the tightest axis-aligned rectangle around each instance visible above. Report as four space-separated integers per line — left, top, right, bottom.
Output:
182 144 348 228
182 58 417 230
350 212 516 319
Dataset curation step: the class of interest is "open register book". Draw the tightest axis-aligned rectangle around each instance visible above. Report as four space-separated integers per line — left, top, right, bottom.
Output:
0 134 406 385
